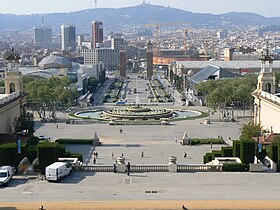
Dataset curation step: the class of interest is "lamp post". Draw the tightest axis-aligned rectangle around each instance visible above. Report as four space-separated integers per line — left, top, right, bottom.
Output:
256 129 262 163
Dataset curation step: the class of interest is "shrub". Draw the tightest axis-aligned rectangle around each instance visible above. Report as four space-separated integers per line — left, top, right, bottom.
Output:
240 140 255 164
258 148 267 161
221 147 233 157
212 150 222 159
190 138 225 145
55 138 93 145
233 140 241 157
204 152 212 164
223 163 249 172
0 143 27 167
37 142 59 174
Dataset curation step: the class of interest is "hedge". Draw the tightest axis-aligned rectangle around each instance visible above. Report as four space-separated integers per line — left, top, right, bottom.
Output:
0 143 28 167
204 152 212 164
212 150 222 159
223 163 249 172
65 152 83 162
190 138 225 145
258 148 267 161
55 138 93 145
240 140 255 164
221 147 233 157
37 142 60 174
233 140 241 157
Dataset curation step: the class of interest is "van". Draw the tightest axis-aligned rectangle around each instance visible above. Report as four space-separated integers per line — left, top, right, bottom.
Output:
0 166 14 187
45 162 72 182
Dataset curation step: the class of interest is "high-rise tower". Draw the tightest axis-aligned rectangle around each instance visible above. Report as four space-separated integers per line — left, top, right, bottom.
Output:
61 24 76 51
92 21 103 49
119 44 127 78
146 41 153 80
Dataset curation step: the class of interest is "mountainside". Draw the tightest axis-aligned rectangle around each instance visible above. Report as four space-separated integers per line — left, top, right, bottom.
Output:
0 4 280 31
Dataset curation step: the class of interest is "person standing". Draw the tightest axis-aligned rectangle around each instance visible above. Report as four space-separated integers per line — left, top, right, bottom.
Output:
141 151 144 158
113 161 117 173
126 162 131 176
184 152 187 158
93 157 96 164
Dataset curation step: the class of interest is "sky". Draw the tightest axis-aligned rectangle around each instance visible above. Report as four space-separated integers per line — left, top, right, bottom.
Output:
0 0 279 17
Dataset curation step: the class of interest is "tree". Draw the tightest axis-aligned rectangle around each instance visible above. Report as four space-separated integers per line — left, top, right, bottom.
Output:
24 75 78 118
0 80 4 87
240 121 261 141
196 75 257 118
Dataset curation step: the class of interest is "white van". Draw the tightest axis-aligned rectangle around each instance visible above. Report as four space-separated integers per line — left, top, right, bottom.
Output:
0 166 14 187
45 162 72 182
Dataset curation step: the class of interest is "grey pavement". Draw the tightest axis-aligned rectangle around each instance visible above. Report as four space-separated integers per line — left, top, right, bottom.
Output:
13 72 270 203
2 171 280 202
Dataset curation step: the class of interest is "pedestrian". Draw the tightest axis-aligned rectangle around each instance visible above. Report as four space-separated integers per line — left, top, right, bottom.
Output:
141 151 144 158
56 124 58 129
211 142 213 148
184 152 187 158
121 153 124 157
113 161 117 173
175 137 177 143
126 162 131 176
96 152 98 158
93 157 96 164
112 152 114 159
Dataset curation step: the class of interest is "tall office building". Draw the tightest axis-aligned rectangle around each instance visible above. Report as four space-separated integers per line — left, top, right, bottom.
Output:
61 24 76 51
119 44 127 78
33 26 52 46
146 41 153 80
92 21 103 49
111 37 124 50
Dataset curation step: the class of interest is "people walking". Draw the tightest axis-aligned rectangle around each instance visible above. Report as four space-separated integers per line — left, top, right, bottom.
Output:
126 162 131 176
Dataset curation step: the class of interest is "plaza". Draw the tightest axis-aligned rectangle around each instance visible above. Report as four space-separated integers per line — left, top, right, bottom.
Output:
2 72 280 209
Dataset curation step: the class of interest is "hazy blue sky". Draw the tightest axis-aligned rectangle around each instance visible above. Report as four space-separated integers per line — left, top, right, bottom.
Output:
0 0 279 17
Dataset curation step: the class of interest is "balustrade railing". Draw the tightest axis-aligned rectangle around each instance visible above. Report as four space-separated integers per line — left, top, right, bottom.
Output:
72 164 222 173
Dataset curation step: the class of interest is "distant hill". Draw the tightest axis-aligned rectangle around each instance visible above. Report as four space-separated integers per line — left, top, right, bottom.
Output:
0 3 280 31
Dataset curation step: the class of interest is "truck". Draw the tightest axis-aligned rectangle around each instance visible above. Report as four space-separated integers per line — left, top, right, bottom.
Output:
0 166 14 187
45 162 72 182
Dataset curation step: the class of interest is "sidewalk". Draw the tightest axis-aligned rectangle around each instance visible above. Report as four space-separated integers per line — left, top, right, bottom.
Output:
1 200 280 209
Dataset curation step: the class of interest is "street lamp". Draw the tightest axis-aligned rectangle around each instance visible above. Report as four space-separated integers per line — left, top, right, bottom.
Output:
208 108 211 124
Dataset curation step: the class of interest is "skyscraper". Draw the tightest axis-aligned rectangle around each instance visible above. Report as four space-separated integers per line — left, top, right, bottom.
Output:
61 24 76 51
119 44 127 77
33 26 52 46
92 21 103 49
146 41 153 80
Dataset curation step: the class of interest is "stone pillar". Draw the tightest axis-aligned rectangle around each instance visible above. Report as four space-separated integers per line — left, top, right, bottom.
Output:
117 156 126 173
169 156 177 173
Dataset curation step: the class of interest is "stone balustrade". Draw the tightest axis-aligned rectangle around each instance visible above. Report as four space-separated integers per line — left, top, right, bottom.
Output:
0 91 20 105
72 163 223 173
261 91 280 104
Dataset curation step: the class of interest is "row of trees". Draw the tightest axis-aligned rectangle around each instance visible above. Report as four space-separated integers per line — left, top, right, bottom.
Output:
196 75 258 109
23 75 79 118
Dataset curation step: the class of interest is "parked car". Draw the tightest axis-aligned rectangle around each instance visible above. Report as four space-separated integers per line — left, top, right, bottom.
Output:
0 166 14 187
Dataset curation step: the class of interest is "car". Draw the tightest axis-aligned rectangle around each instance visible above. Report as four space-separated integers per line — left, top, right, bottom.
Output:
38 135 45 140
